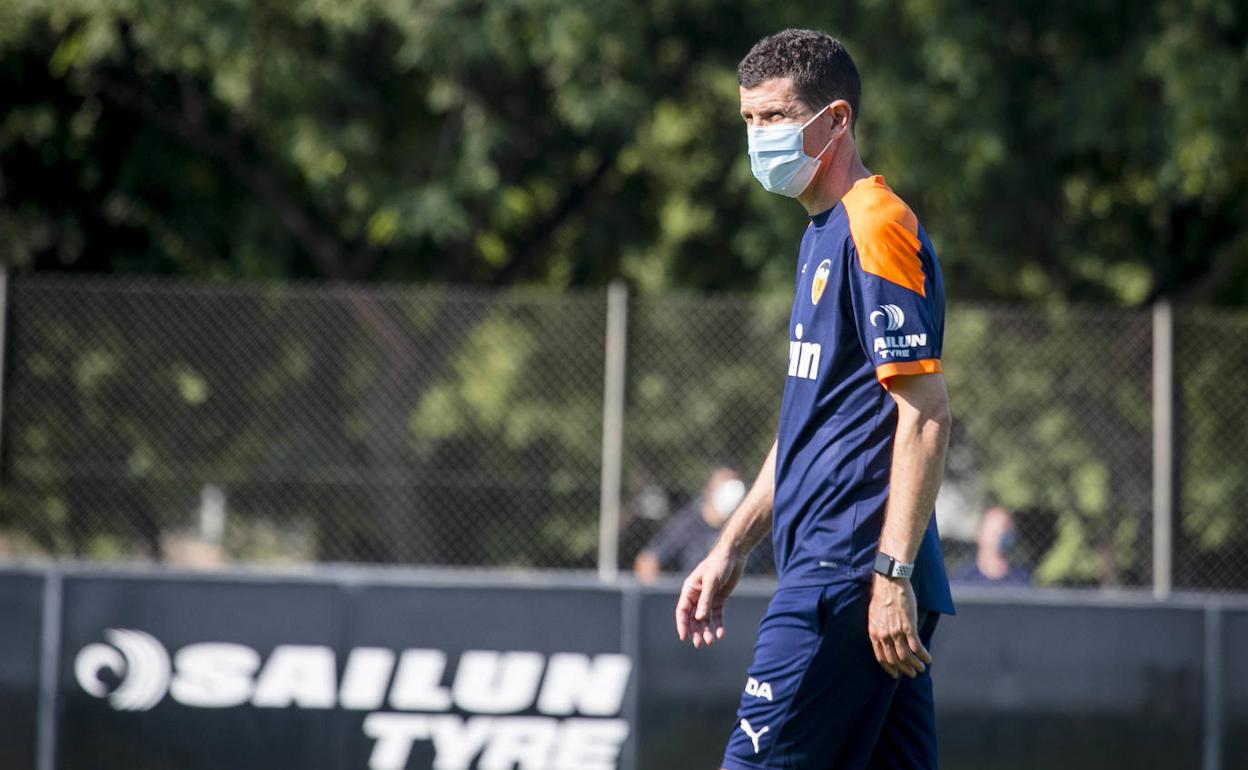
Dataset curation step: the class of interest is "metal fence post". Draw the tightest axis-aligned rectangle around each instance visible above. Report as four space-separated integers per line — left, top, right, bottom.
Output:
1203 604 1223 770
1152 300 1174 599
598 282 628 582
36 567 63 770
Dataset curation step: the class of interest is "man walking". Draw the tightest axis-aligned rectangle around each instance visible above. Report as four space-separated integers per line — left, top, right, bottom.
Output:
675 29 955 769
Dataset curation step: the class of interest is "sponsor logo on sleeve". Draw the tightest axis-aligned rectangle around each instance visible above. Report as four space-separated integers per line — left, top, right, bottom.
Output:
868 304 928 359
869 304 905 331
873 333 928 359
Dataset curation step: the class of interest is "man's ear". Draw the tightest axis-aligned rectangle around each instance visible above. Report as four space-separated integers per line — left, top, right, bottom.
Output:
830 100 853 136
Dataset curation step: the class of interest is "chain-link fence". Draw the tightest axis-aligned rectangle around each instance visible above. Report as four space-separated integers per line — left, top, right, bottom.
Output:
0 274 1244 592
0 278 605 569
939 306 1155 588
1175 309 1248 590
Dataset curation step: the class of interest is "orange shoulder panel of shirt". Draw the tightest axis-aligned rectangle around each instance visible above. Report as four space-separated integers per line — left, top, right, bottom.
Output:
842 175 926 297
876 359 942 387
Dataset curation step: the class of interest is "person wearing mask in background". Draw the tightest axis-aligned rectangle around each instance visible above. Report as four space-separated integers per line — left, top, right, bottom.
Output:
634 467 751 582
951 506 1031 586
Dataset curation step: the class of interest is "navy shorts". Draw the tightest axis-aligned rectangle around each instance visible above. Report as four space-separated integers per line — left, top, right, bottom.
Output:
721 580 941 770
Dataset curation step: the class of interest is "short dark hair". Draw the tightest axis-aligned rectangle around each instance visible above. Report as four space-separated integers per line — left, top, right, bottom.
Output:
738 29 861 127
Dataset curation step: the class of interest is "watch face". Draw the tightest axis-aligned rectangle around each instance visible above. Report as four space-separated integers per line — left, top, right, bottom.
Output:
873 552 894 575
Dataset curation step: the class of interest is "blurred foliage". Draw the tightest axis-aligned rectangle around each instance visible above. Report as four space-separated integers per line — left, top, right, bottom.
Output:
943 307 1153 586
6 276 1247 589
0 1 1246 586
1 280 612 568
1174 309 1248 587
0 0 1244 303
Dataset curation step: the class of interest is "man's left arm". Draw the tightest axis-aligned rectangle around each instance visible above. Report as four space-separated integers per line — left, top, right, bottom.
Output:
868 372 951 679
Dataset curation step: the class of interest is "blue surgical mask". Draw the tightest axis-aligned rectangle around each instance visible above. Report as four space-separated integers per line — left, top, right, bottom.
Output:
747 106 834 197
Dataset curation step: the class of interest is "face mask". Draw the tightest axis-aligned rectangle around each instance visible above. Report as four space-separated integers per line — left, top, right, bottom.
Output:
710 479 746 521
747 105 834 197
998 528 1017 555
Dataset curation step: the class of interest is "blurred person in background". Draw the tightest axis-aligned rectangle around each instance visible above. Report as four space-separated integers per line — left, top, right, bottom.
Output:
952 506 1031 586
619 466 673 567
634 467 749 582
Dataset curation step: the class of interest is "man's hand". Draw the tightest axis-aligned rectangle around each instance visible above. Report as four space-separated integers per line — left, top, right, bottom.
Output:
867 573 932 679
675 546 745 648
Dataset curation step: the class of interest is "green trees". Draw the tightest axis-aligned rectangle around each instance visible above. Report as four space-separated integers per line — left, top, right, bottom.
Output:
0 1 1245 584
2 0 1244 302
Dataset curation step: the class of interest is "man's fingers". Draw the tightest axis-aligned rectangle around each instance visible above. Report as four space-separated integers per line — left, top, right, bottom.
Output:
694 576 717 621
694 581 717 650
871 636 899 679
690 616 712 648
712 604 726 640
676 560 736 649
675 586 696 641
908 633 933 665
707 598 727 641
880 636 899 666
888 635 920 678
886 635 915 677
704 599 719 641
675 574 706 642
891 635 924 678
689 614 705 648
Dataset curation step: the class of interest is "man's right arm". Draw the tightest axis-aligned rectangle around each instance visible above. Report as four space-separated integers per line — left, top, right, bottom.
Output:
675 439 777 648
715 440 776 557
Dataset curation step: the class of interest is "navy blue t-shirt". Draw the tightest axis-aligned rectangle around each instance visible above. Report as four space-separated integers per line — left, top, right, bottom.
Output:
772 175 954 615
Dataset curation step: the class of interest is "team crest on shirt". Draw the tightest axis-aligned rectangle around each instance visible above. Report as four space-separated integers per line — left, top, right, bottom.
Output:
810 259 832 305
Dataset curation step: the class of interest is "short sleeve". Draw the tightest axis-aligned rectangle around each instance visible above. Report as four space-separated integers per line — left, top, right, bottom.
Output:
842 179 943 388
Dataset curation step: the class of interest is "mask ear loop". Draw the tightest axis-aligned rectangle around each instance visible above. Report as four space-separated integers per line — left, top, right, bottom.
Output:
800 104 837 161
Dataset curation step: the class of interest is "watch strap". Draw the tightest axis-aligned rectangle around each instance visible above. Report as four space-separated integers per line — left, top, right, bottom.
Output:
873 551 915 579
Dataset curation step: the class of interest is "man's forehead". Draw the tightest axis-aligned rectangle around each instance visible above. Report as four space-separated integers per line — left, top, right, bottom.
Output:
739 77 800 108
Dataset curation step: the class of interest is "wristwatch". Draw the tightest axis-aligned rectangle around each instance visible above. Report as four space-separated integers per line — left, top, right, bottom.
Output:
873 551 914 579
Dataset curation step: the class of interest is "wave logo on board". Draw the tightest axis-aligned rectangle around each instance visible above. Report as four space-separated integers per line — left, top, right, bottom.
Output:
75 629 172 711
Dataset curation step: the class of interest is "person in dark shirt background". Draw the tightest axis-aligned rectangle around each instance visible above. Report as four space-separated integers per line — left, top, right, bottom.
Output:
634 467 761 582
952 505 1031 586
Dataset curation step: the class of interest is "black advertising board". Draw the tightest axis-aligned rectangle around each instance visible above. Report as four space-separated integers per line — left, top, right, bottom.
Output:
55 571 630 770
1223 609 1248 765
58 573 345 770
633 584 770 770
934 597 1205 770
0 569 44 770
0 565 1240 770
338 582 629 770
636 585 1215 770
